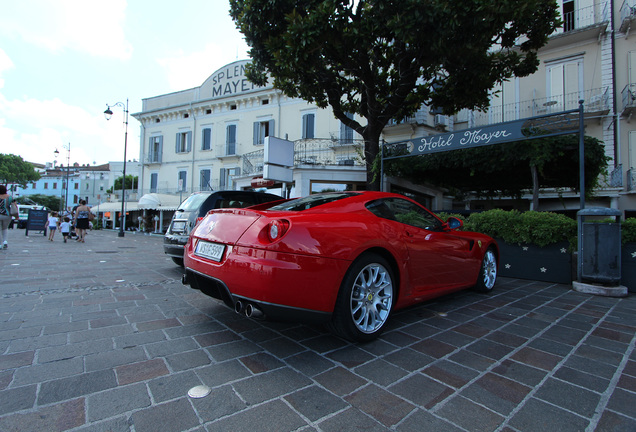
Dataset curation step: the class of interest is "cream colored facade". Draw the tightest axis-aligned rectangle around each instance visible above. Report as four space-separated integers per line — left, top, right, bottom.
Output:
133 1 636 214
132 60 373 202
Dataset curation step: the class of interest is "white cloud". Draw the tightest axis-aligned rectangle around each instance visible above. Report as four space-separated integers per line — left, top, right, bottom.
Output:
157 41 249 91
0 48 14 89
0 95 137 166
0 0 132 59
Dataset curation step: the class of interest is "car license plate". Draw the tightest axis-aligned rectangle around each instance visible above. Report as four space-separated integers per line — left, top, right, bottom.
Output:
195 240 225 262
172 221 186 233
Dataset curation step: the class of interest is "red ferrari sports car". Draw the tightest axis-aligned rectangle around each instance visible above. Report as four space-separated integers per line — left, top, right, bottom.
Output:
183 191 498 341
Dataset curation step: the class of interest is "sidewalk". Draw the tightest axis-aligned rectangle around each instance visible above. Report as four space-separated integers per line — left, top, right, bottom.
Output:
0 229 635 431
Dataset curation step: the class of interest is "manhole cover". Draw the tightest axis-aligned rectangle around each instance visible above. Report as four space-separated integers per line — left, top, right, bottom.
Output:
188 385 211 398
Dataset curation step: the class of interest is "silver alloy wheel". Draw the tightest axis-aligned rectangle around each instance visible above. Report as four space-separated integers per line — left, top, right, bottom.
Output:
349 262 393 334
482 249 497 289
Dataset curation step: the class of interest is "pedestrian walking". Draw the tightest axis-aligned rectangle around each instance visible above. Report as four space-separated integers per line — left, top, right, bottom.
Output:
74 199 91 243
0 185 16 249
59 216 71 243
47 211 59 241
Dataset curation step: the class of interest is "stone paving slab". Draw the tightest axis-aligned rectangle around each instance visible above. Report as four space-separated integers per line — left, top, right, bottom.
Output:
0 228 635 431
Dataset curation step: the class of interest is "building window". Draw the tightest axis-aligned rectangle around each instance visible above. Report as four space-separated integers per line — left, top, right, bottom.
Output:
253 119 274 145
546 57 583 112
200 169 211 190
302 113 315 139
149 136 163 163
175 131 192 153
53 182 57 190
226 124 237 155
75 183 79 190
178 171 187 192
220 167 241 189
150 173 158 193
202 128 212 151
340 112 355 143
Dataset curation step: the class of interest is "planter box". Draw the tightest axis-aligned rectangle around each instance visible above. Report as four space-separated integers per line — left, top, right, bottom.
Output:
621 243 636 293
497 239 573 284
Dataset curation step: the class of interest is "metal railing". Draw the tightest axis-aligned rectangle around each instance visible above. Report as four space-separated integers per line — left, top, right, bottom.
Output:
554 2 608 35
474 87 610 127
622 84 636 112
241 139 365 176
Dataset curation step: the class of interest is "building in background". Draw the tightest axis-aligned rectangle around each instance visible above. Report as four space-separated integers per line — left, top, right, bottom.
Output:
132 0 636 224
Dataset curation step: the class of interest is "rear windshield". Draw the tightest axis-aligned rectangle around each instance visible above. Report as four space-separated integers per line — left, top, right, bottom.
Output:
269 193 355 211
177 194 210 212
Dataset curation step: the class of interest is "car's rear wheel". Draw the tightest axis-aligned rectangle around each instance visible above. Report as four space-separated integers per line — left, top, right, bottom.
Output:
330 253 395 342
171 257 184 267
474 248 497 293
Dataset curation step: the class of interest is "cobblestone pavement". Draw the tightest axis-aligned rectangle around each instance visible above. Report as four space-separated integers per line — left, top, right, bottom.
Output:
0 228 635 432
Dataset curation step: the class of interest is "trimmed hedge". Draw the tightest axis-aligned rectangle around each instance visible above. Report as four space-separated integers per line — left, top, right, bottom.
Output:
438 210 636 248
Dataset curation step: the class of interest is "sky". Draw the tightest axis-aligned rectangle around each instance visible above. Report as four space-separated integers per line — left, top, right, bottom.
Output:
0 0 250 168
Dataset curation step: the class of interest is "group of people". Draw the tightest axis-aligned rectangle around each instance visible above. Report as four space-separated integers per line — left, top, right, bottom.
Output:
47 199 93 243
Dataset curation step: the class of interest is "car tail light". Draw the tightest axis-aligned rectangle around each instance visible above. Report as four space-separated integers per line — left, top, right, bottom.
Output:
267 220 289 242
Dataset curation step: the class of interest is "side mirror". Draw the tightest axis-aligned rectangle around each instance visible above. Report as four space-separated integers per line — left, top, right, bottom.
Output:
445 217 463 231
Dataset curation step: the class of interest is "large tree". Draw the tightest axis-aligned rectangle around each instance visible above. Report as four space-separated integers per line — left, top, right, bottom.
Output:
0 153 40 186
230 0 561 190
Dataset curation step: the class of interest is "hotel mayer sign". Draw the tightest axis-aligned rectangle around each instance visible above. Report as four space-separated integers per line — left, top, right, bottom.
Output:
383 111 581 159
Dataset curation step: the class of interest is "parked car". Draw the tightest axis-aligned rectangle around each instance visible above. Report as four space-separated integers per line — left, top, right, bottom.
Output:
164 190 282 266
182 191 498 342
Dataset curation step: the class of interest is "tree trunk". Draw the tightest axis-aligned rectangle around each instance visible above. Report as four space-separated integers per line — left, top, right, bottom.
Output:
363 127 383 191
531 164 539 210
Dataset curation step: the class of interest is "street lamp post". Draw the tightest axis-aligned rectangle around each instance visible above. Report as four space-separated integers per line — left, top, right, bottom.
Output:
54 143 71 213
104 99 128 238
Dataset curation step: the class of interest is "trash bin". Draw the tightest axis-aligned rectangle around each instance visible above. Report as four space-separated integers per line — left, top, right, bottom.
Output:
577 208 621 285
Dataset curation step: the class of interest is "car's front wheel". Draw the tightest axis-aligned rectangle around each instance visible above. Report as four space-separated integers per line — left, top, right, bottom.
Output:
330 253 395 342
474 247 497 293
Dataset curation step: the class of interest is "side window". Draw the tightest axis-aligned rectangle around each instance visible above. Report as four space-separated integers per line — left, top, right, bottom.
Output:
367 198 442 231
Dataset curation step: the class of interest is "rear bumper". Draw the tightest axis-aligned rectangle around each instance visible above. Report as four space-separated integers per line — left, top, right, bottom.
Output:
163 234 187 258
183 241 350 319
183 268 331 323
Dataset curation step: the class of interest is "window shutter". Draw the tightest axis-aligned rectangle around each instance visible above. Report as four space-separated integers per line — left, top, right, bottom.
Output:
186 131 192 152
157 137 163 162
253 122 259 145
202 128 211 150
175 133 180 153
219 168 226 188
148 137 154 161
268 120 275 138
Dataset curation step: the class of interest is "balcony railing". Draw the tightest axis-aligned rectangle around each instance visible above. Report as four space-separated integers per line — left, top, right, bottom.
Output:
628 168 636 192
620 0 636 32
554 2 608 35
474 87 610 127
241 139 365 176
622 84 636 115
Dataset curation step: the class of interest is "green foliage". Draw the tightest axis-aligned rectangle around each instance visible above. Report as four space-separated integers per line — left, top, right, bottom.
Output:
108 175 138 193
0 154 40 186
457 209 577 249
386 135 609 199
16 194 59 210
622 218 636 244
230 0 560 189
